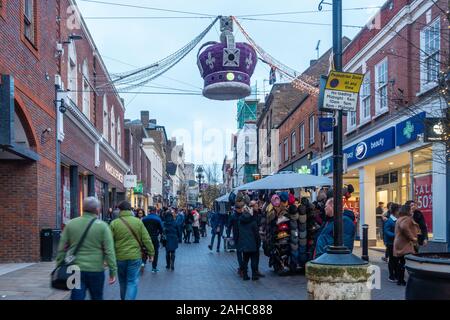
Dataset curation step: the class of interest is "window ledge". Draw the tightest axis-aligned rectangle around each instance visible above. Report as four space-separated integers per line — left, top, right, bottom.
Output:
358 118 372 128
372 109 389 120
417 83 439 97
345 127 357 135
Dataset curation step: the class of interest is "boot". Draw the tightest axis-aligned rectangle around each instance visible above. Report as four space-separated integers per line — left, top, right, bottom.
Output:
243 272 250 281
170 253 175 271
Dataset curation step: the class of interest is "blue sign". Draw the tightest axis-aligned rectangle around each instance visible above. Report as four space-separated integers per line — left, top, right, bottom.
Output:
396 112 425 146
320 127 396 174
345 127 395 165
319 117 334 132
311 163 319 176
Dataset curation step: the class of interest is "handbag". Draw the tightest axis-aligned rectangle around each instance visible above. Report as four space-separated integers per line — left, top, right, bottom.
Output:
51 218 97 290
119 217 149 261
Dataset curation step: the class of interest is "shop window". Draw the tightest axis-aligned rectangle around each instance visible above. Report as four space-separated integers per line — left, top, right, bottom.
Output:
390 171 398 184
375 58 388 115
420 17 440 90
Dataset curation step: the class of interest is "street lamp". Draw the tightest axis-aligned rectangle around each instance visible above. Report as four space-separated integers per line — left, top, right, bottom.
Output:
196 166 204 203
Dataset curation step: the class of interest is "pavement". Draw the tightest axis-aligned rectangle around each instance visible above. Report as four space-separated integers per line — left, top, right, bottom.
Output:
0 234 406 300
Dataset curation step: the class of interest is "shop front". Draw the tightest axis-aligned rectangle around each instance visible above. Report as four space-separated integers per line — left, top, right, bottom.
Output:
314 112 448 249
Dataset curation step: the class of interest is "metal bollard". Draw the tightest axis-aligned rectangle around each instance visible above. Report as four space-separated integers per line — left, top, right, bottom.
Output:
361 224 369 262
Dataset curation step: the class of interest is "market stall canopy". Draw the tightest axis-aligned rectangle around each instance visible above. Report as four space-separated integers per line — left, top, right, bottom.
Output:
215 193 230 203
235 171 332 191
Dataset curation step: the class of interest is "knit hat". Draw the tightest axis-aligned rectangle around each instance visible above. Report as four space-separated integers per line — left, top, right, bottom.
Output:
279 192 289 203
271 194 281 207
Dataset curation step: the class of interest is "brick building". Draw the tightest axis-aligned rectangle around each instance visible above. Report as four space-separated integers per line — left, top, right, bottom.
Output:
0 0 129 262
124 117 152 211
313 0 449 249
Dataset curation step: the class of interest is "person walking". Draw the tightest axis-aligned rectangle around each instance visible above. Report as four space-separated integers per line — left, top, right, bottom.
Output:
56 197 117 300
381 202 394 262
110 201 155 300
192 209 201 243
136 209 146 220
376 202 385 241
163 211 179 271
237 206 260 281
175 209 185 243
384 203 400 282
142 206 164 273
208 210 227 252
184 210 194 243
394 204 420 286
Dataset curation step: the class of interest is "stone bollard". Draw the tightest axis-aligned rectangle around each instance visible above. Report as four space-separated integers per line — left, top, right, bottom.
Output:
306 261 372 300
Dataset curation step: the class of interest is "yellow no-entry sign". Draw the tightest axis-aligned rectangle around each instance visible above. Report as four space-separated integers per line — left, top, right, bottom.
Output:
325 71 364 93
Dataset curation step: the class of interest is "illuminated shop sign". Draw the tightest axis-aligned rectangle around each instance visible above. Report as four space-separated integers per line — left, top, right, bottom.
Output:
105 161 124 184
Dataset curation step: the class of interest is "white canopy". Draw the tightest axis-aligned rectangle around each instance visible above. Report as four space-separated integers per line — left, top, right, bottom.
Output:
235 171 332 191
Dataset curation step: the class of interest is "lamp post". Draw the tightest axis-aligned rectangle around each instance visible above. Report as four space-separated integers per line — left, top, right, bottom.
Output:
305 0 370 300
196 165 204 204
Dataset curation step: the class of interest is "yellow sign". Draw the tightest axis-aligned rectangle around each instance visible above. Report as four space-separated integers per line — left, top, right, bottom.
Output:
325 71 364 93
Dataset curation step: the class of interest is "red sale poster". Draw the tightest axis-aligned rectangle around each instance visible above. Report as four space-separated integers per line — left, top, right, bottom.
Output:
414 175 433 233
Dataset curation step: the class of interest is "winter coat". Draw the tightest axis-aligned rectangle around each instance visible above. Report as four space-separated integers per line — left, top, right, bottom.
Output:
163 215 179 251
413 210 428 245
237 212 260 253
175 213 185 227
142 213 164 239
314 209 356 258
383 216 396 246
210 212 227 233
228 210 241 241
192 211 200 227
110 210 155 261
394 216 420 257
56 212 117 277
200 210 208 223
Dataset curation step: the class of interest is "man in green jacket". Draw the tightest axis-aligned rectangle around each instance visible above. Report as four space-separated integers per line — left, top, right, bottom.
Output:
110 201 155 300
56 197 117 300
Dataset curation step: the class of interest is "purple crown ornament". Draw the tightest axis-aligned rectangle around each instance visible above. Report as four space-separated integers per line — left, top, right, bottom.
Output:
197 17 257 101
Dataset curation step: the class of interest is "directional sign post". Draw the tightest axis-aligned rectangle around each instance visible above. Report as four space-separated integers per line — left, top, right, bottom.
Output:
323 71 364 112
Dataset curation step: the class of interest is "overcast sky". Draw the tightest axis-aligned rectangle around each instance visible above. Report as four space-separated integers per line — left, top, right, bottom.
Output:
76 0 386 166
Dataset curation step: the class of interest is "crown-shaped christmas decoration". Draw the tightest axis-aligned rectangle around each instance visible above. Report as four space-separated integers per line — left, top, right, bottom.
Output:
197 16 257 100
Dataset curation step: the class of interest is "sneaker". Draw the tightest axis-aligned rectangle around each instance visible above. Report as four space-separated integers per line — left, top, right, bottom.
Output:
388 276 396 283
152 268 160 273
208 245 212 251
243 275 250 281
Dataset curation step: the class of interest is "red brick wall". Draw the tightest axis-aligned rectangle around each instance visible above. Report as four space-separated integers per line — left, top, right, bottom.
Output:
0 0 58 262
278 96 322 170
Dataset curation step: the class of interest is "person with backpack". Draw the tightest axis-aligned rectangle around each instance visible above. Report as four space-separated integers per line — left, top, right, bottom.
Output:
142 206 164 273
56 197 117 300
110 201 155 300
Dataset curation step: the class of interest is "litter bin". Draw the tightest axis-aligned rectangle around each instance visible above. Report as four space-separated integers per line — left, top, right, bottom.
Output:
40 229 61 262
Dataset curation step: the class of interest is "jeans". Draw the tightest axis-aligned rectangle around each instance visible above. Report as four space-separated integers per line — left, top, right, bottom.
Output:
242 252 259 276
151 237 160 269
117 259 142 300
193 226 200 243
71 271 105 300
210 226 223 250
386 244 398 279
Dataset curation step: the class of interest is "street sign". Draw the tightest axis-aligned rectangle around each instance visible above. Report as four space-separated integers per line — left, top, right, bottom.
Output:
322 71 364 112
124 175 137 188
319 117 334 132
133 182 143 194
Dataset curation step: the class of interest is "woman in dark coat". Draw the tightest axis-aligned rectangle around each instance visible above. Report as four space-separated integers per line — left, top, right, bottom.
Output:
237 210 260 281
163 212 179 271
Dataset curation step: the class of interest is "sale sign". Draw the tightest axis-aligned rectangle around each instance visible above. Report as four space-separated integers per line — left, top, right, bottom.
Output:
414 175 433 233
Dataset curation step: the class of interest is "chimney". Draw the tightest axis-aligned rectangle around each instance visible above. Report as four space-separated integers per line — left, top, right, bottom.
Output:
141 111 149 127
150 119 157 125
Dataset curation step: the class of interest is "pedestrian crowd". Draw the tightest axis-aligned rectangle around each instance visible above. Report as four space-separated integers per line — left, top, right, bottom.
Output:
382 200 428 286
55 196 209 300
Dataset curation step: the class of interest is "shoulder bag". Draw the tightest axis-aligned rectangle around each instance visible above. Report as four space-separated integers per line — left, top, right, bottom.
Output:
119 217 149 261
51 218 97 290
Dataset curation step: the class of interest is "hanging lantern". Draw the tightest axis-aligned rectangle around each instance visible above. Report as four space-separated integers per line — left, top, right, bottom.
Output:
197 16 257 101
